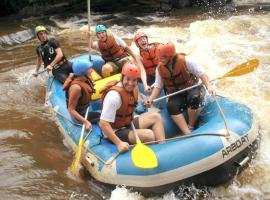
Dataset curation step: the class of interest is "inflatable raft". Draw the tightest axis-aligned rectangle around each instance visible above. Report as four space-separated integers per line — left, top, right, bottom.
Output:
47 54 260 193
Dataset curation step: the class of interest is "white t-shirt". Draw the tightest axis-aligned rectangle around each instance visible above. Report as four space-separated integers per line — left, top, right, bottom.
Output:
100 82 122 122
153 58 205 89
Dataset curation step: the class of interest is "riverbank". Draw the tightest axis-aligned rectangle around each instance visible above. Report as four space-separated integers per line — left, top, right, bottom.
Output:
0 0 233 17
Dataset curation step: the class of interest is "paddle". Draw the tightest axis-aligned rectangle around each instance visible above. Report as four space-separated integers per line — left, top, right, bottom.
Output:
130 122 158 168
153 59 259 103
87 0 92 61
70 107 89 176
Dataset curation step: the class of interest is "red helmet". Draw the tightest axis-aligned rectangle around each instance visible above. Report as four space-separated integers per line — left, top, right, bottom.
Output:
122 62 141 79
134 32 147 47
157 42 176 59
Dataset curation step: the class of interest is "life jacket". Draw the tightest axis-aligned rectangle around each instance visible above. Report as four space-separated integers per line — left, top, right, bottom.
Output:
157 54 198 94
98 34 128 62
101 81 138 129
36 38 66 67
63 76 95 113
140 43 160 76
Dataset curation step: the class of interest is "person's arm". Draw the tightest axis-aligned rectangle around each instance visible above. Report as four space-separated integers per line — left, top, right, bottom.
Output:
126 47 150 92
68 84 92 130
145 69 162 107
186 58 215 96
115 36 150 91
99 119 129 152
33 56 43 76
200 74 215 96
46 47 63 71
86 31 99 51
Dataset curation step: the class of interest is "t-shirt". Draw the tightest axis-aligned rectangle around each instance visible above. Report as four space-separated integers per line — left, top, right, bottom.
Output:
153 58 205 89
100 82 122 122
36 38 61 67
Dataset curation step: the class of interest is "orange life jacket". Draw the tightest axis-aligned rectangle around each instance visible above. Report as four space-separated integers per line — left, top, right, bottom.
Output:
140 43 160 76
64 76 95 113
101 81 138 129
98 35 128 62
157 54 198 94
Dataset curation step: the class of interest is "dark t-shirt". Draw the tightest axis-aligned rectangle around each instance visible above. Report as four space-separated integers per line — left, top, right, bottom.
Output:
36 38 62 67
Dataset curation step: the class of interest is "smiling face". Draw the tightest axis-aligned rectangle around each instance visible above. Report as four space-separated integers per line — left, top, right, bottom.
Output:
122 75 138 92
97 31 107 42
137 36 148 50
37 31 47 42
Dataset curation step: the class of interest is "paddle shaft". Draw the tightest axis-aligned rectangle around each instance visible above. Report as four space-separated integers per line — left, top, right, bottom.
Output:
87 0 92 61
153 82 202 103
131 121 140 141
79 107 89 144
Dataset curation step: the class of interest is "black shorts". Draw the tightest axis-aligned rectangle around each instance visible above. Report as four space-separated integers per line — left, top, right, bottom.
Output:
147 75 155 86
115 117 140 143
52 61 73 83
167 86 205 115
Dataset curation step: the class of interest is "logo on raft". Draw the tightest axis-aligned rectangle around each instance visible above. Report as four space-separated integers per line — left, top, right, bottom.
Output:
222 135 249 158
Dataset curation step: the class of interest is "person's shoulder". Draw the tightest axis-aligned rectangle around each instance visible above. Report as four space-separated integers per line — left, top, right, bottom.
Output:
48 38 60 45
105 89 121 100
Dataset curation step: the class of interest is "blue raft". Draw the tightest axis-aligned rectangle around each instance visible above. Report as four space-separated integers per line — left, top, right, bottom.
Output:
47 54 260 193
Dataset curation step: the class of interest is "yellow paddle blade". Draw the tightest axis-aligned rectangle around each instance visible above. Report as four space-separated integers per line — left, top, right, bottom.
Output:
220 59 259 79
70 136 84 176
131 140 158 168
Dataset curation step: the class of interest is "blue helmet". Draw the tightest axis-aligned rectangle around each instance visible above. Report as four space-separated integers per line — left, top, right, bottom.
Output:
95 25 107 34
72 60 93 76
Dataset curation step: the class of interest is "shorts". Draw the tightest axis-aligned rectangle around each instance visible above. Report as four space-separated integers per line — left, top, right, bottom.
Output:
167 86 206 115
147 74 155 86
108 56 132 74
52 61 73 83
114 117 139 143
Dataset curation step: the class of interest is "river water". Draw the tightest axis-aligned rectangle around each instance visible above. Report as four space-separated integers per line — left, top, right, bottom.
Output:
0 1 269 199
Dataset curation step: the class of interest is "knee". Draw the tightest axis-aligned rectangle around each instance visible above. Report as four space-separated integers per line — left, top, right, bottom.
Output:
101 64 113 77
151 112 163 122
144 129 155 142
149 113 162 123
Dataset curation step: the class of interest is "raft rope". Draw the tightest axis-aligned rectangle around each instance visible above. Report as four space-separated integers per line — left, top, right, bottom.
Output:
203 85 230 137
84 131 228 165
213 95 230 137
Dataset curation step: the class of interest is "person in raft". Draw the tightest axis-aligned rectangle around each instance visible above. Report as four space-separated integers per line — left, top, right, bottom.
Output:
62 60 100 131
87 24 150 92
134 31 162 86
145 42 215 134
99 62 165 152
33 25 73 83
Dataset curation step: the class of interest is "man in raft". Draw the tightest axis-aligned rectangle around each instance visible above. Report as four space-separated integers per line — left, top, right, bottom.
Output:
87 25 150 92
145 42 215 134
33 25 73 83
134 31 161 86
99 62 165 152
62 60 100 130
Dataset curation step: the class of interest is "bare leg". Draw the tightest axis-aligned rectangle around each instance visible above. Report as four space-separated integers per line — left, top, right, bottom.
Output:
101 63 114 77
135 112 165 143
187 107 202 129
171 114 191 134
128 129 155 144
